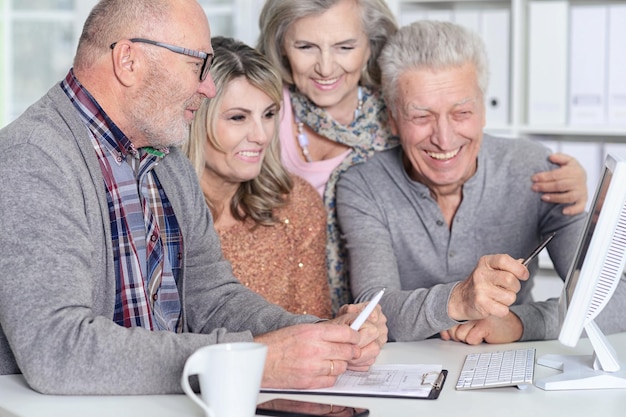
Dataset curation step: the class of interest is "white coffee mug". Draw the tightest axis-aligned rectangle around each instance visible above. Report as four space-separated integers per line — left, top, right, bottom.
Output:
181 342 267 417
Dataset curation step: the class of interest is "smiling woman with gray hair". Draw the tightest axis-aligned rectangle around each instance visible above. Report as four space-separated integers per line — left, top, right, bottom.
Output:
258 0 400 314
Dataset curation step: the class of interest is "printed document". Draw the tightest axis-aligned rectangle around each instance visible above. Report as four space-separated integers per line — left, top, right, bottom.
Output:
262 364 446 399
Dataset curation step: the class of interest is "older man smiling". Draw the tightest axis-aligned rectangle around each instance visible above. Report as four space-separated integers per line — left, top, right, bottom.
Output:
335 20 597 345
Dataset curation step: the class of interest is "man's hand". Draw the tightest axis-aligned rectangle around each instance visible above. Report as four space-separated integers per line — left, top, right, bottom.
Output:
254 305 388 390
440 312 524 345
255 323 360 389
531 153 588 216
335 302 388 370
448 254 529 322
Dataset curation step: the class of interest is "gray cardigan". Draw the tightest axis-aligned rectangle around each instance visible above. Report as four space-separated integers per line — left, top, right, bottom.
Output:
337 135 612 342
0 84 316 394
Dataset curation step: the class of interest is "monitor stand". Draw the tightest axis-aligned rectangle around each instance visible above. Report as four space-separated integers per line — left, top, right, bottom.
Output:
535 353 626 390
535 322 626 390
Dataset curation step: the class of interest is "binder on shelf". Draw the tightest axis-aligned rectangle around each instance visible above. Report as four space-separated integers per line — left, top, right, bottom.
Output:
568 5 608 126
607 5 626 126
527 1 568 126
480 8 510 127
452 7 510 127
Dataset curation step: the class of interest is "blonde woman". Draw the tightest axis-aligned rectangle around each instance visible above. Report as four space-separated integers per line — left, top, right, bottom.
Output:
182 36 331 318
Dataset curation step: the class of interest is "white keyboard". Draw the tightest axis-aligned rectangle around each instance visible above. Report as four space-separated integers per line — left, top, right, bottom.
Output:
455 348 536 390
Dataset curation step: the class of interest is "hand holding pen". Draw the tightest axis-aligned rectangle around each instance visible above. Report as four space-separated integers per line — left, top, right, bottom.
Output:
449 234 556 322
350 288 386 331
335 288 388 372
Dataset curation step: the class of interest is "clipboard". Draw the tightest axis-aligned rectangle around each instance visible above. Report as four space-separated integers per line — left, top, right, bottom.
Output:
262 365 448 400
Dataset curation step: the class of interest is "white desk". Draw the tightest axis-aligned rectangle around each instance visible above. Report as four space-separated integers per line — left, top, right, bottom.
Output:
2 333 626 417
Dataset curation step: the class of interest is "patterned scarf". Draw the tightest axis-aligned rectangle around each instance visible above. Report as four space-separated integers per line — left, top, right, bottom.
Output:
291 85 399 314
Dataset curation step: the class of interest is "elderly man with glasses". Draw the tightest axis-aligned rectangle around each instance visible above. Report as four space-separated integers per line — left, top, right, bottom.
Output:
0 0 387 395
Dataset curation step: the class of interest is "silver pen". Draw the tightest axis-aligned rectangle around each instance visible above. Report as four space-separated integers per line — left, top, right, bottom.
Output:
522 232 556 267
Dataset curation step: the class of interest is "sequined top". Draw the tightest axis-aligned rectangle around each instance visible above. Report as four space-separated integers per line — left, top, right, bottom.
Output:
217 175 332 318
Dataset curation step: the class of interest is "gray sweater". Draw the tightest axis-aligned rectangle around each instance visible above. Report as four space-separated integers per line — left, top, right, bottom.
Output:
0 84 316 394
337 135 624 342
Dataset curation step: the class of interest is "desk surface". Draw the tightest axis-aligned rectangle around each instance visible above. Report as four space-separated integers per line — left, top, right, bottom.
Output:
2 333 626 417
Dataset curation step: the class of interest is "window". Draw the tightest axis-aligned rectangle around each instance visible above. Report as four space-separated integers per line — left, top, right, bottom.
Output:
0 0 262 128
0 0 85 126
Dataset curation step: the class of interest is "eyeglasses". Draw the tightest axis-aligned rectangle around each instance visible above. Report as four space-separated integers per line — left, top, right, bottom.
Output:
110 38 214 81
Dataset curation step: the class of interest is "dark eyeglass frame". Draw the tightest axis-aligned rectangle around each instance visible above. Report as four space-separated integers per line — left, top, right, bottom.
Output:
110 38 213 81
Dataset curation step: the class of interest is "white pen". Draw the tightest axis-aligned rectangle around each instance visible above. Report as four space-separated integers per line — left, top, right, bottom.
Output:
350 288 386 331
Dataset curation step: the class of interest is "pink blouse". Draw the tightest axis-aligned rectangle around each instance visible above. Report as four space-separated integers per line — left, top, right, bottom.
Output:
279 87 350 196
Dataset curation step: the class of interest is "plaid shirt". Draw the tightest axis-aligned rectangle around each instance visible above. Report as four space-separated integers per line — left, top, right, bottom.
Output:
61 70 183 332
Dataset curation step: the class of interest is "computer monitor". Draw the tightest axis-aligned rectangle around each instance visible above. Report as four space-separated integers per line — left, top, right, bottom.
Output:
535 153 626 391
